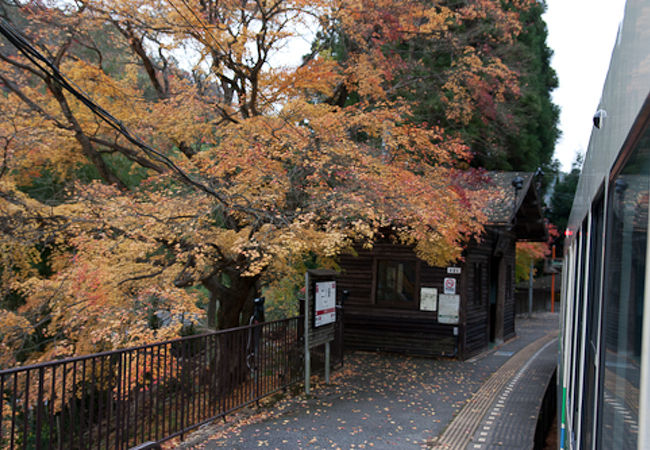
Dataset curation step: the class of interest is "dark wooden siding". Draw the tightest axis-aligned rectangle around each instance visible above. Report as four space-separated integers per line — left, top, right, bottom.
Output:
462 233 494 358
338 231 518 360
343 307 458 357
338 248 374 306
503 238 517 340
339 243 460 358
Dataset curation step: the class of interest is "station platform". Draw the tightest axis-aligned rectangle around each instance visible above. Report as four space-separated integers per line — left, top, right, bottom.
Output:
434 319 558 449
179 313 559 449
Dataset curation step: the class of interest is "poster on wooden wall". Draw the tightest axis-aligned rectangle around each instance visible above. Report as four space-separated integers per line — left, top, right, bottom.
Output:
438 294 460 324
420 287 438 311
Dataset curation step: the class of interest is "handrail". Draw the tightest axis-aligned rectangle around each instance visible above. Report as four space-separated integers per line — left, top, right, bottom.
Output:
0 316 302 376
0 316 304 449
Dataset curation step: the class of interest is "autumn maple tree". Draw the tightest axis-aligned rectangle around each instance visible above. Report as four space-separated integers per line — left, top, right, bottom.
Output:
0 0 537 366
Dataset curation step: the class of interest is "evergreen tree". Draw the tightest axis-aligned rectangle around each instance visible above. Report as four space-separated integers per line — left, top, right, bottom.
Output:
315 1 561 179
500 1 560 174
548 156 582 251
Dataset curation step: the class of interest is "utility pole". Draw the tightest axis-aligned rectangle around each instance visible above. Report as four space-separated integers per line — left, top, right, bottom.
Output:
550 245 556 313
528 259 534 318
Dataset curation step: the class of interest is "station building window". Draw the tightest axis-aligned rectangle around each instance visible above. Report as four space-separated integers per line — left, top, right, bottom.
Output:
375 259 417 308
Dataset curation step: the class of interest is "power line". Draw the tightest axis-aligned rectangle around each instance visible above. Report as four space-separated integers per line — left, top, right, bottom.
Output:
168 0 223 52
0 16 227 204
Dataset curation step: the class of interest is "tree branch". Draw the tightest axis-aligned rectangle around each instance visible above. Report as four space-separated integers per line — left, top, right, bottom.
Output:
0 73 72 130
88 135 166 173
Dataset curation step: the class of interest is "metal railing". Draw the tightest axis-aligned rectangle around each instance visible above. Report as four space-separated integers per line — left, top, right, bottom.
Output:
0 317 302 449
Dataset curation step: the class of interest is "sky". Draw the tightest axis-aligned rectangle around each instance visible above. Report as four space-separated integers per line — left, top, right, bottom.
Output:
543 0 627 172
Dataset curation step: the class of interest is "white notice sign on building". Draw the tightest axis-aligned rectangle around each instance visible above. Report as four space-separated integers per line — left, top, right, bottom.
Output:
315 281 336 327
438 294 460 324
420 287 438 311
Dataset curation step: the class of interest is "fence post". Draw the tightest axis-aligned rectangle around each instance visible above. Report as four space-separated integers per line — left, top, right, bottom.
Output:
116 354 123 450
324 342 330 384
36 367 44 448
528 259 534 318
304 272 311 395
0 317 304 450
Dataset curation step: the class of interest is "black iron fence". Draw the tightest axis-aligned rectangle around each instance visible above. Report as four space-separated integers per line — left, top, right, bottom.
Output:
0 317 302 449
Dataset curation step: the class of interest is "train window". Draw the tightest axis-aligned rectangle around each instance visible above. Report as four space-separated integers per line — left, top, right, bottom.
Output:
599 124 650 448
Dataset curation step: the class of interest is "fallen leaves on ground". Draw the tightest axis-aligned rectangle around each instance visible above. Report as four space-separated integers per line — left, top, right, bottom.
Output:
180 350 493 448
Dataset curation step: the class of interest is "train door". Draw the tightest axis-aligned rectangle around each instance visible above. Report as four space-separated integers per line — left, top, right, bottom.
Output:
580 194 605 449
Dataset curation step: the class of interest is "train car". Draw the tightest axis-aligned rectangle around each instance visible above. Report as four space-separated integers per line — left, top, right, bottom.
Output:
560 1 650 448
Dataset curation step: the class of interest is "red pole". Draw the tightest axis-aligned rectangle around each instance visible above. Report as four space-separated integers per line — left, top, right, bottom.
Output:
551 245 556 313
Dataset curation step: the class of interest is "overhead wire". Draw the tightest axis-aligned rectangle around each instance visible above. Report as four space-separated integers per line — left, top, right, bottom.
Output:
0 16 228 203
169 0 223 49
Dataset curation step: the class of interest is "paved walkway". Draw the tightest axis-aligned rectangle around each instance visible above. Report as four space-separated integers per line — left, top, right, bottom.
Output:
466 336 557 449
179 313 559 449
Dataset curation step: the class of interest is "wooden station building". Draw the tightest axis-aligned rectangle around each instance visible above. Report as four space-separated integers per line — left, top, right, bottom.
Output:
337 172 547 360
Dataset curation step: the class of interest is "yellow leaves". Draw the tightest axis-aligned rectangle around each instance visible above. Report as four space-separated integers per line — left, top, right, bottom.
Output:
284 227 349 259
0 310 34 367
279 59 343 99
0 181 57 298
0 180 44 213
517 241 549 260
149 91 214 149
350 219 376 243
0 0 513 369
515 241 549 282
13 247 206 360
0 91 82 180
62 59 143 125
418 6 455 35
347 52 387 100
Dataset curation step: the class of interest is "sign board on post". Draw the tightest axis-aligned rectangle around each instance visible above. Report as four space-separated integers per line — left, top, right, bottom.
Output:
315 281 336 327
304 269 338 394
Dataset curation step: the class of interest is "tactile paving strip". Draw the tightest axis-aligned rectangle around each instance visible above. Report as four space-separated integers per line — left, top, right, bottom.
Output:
428 331 559 449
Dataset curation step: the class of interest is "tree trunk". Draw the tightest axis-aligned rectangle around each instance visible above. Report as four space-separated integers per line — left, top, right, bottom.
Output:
206 290 218 329
202 270 261 403
203 270 260 330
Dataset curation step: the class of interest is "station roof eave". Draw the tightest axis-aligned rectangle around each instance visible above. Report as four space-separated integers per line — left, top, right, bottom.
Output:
483 172 548 242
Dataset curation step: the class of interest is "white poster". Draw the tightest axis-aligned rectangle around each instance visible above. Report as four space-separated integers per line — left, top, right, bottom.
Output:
420 287 438 311
438 294 460 324
315 281 336 327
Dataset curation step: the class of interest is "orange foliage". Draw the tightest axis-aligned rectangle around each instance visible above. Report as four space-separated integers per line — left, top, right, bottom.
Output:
515 221 558 282
0 0 529 366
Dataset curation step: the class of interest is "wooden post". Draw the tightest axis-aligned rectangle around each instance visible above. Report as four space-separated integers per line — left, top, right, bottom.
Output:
528 260 534 318
551 245 556 313
325 342 330 384
304 272 310 395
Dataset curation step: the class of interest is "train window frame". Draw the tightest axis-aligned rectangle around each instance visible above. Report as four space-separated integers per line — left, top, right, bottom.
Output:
597 119 650 448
